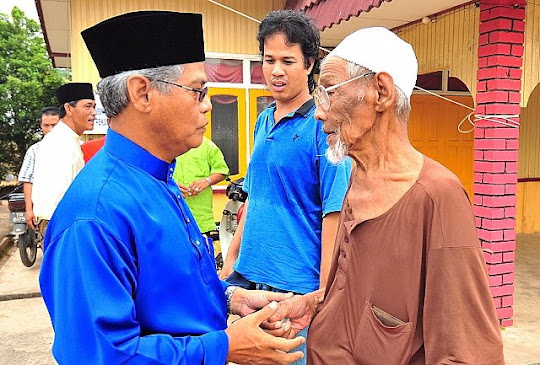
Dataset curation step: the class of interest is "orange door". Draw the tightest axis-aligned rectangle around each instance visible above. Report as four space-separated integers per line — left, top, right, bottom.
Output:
409 94 475 198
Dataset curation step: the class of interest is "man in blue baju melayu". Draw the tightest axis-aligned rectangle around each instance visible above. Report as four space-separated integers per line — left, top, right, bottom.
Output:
39 11 304 365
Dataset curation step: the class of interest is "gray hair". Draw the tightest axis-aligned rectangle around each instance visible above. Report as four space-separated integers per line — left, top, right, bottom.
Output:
322 55 411 121
59 100 78 118
97 64 184 116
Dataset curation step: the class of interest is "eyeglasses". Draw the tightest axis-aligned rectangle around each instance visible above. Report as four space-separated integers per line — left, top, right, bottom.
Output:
156 79 208 102
314 72 375 111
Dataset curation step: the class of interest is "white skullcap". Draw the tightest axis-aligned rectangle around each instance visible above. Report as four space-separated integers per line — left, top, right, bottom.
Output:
328 27 418 100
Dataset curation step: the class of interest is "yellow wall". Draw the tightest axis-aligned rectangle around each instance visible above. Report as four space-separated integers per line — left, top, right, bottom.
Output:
519 85 540 179
396 4 479 99
517 83 540 233
516 182 540 233
70 0 285 84
523 0 540 106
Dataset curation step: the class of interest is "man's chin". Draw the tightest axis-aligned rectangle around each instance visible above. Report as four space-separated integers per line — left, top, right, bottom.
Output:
327 153 345 165
190 135 204 149
325 136 348 165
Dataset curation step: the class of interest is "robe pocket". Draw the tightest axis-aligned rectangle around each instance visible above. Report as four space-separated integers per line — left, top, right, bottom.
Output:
352 301 414 365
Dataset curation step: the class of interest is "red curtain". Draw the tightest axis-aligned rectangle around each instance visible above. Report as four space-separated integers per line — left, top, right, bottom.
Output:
250 62 266 84
205 60 243 83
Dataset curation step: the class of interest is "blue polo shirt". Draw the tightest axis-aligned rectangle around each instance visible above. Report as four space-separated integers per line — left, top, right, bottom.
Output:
235 99 351 294
39 129 229 364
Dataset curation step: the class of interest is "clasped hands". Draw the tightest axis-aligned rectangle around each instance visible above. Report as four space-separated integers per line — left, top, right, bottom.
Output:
225 287 325 365
177 179 210 198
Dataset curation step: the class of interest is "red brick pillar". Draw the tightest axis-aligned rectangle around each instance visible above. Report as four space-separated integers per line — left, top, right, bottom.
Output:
474 0 525 327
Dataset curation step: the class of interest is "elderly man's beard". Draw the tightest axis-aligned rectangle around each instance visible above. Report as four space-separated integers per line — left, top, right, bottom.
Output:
326 128 348 164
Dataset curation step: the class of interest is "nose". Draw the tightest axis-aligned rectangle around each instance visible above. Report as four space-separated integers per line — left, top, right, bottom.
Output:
272 62 285 76
314 105 326 122
200 95 212 113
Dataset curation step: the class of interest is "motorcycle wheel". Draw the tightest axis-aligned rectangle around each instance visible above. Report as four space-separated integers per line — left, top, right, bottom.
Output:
19 229 37 267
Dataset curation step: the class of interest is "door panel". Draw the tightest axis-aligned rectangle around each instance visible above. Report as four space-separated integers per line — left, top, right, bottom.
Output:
207 88 246 180
409 94 474 198
248 89 274 152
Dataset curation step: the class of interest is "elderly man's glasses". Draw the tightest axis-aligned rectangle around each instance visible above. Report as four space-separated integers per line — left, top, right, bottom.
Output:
156 79 208 102
314 72 375 111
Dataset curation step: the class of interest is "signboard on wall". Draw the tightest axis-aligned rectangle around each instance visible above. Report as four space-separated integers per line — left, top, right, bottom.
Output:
84 93 108 134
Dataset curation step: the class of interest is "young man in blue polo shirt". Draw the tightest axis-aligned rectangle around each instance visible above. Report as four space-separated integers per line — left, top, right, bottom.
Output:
220 10 351 363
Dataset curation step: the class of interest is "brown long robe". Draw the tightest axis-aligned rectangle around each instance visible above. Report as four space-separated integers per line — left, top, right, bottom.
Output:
308 157 504 365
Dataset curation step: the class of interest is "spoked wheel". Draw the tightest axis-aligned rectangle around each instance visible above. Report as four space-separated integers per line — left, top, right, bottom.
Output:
19 228 38 267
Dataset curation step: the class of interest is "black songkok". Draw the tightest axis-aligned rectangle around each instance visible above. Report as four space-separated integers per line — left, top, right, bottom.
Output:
81 11 205 78
56 83 94 105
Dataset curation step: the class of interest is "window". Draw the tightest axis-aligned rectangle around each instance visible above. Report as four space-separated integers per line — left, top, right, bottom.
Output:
210 95 240 175
205 59 243 83
416 70 469 93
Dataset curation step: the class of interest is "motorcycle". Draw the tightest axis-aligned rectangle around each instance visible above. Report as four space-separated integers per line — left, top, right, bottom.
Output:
217 177 247 269
6 185 42 267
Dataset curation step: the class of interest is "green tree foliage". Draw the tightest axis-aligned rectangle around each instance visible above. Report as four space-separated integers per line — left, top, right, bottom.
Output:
0 6 66 178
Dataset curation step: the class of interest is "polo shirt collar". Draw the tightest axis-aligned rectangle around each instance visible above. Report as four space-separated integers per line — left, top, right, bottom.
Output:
104 129 170 182
295 98 315 117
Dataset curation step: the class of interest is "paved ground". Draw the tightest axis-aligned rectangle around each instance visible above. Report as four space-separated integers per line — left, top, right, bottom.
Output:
502 232 540 365
0 201 54 364
0 201 539 364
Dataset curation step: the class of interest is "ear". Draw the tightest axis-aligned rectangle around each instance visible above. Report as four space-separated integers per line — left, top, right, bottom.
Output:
64 102 73 116
126 75 153 113
374 72 397 113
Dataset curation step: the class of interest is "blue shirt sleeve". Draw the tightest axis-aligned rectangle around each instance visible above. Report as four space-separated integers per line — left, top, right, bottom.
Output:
39 220 229 365
315 126 352 216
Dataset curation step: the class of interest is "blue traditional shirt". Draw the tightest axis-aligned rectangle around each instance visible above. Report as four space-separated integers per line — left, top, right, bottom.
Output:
39 129 229 364
234 99 351 294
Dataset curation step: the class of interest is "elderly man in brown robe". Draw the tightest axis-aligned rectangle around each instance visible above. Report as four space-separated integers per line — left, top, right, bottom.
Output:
267 27 504 365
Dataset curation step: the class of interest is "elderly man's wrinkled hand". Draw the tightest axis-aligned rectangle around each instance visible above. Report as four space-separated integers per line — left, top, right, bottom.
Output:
230 288 294 317
226 301 305 365
262 289 325 338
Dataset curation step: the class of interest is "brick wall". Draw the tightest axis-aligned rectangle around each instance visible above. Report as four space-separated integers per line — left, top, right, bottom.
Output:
474 0 526 327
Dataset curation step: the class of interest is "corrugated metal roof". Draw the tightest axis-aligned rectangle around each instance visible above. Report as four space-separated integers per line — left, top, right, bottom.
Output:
287 0 393 30
285 0 321 10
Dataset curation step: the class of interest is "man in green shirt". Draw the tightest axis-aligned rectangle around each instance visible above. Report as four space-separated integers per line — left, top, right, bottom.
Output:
173 136 229 234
